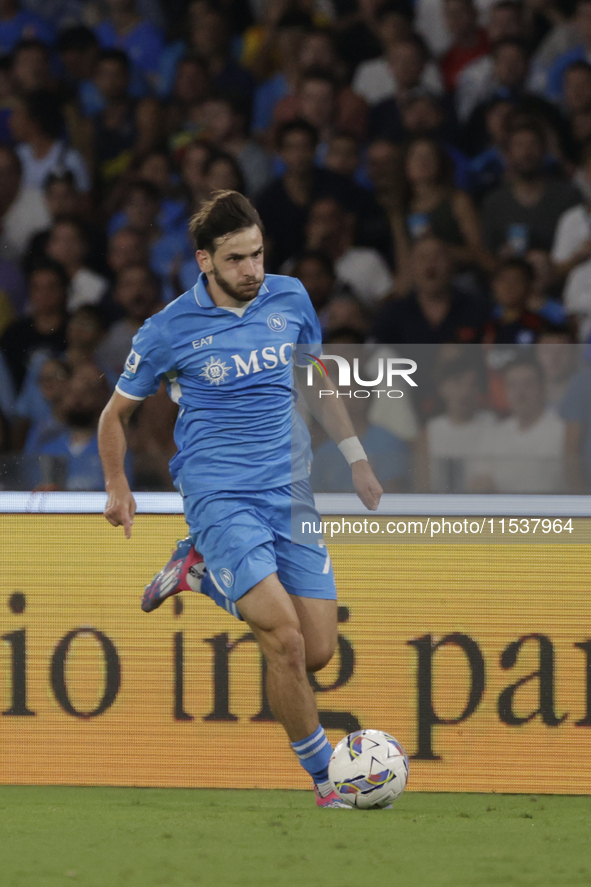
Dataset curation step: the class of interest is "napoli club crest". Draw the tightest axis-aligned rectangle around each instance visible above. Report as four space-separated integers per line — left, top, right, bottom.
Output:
267 313 287 332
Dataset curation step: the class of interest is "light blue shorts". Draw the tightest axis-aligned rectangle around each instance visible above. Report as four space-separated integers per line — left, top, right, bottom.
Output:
183 480 337 604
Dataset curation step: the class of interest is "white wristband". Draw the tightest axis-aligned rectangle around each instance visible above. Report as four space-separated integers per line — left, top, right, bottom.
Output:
338 436 368 466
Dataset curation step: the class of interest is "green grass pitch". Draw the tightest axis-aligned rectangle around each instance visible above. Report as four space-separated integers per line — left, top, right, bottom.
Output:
0 787 589 887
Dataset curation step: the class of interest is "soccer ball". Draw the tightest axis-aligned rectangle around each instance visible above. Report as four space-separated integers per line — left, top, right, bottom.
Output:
328 729 409 809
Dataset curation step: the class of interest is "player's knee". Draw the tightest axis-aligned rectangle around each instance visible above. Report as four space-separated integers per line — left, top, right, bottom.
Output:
263 623 306 671
306 637 337 673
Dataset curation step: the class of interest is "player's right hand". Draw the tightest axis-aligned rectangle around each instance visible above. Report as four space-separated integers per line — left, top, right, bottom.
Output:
104 486 137 539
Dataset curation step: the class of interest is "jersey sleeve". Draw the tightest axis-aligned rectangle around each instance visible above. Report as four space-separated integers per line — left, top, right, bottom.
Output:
294 280 322 366
115 319 174 401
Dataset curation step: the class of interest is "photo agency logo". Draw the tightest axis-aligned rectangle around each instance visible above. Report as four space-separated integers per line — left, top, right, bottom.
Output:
302 352 418 398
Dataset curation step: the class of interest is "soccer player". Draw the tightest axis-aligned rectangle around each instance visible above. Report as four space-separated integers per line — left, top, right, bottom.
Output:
98 191 383 808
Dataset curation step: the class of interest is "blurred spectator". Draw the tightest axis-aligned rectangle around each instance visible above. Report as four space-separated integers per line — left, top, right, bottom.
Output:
257 118 357 269
368 36 443 141
90 49 161 187
353 2 442 105
545 0 591 104
57 27 102 117
365 137 401 215
466 98 513 198
299 196 393 306
125 379 178 490
274 66 369 146
551 147 591 338
112 180 191 284
159 3 253 103
199 93 274 198
97 262 163 375
471 357 567 492
0 145 50 262
241 6 311 85
483 257 543 344
324 131 361 181
164 55 211 148
481 120 581 257
455 0 525 122
11 38 55 94
45 217 109 311
38 361 111 490
10 91 91 192
415 352 496 492
106 225 148 278
249 10 312 135
525 249 567 326
11 354 69 453
0 349 16 420
371 236 488 344
559 356 591 491
202 151 245 195
135 151 187 231
64 305 111 378
0 0 53 55
292 248 370 339
462 41 569 157
179 140 215 213
0 259 69 390
537 329 579 409
310 381 410 492
94 0 164 90
333 0 385 72
440 0 490 92
393 137 492 288
562 61 591 151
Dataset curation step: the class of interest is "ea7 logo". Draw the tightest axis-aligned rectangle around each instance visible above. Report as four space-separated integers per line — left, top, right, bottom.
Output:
192 336 214 349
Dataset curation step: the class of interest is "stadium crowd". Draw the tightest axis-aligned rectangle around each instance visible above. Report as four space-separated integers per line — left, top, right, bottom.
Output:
0 0 591 492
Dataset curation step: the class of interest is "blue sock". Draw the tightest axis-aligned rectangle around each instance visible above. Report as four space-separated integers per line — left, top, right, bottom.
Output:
200 572 244 621
291 725 332 784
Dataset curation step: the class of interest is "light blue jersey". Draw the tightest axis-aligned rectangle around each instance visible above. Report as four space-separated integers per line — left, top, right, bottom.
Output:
116 273 321 497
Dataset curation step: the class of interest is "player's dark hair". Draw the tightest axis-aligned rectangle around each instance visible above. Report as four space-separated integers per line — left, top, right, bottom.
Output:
188 190 264 252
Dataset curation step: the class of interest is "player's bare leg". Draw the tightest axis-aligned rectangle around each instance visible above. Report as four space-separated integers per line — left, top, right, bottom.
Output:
237 574 348 807
237 573 319 740
289 596 338 674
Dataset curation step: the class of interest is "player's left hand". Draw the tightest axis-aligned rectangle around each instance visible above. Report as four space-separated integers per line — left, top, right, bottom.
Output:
352 461 383 511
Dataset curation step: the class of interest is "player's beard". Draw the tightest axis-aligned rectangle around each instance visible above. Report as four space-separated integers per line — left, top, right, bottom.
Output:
210 262 263 303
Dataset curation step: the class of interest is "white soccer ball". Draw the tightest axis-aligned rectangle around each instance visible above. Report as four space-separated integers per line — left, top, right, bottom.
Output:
328 729 409 809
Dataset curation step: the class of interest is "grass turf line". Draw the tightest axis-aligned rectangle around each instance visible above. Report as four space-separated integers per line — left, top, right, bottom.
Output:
0 787 589 887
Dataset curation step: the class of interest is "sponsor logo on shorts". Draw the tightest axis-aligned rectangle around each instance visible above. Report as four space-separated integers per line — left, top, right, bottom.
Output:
220 568 234 588
267 313 287 332
125 350 141 373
